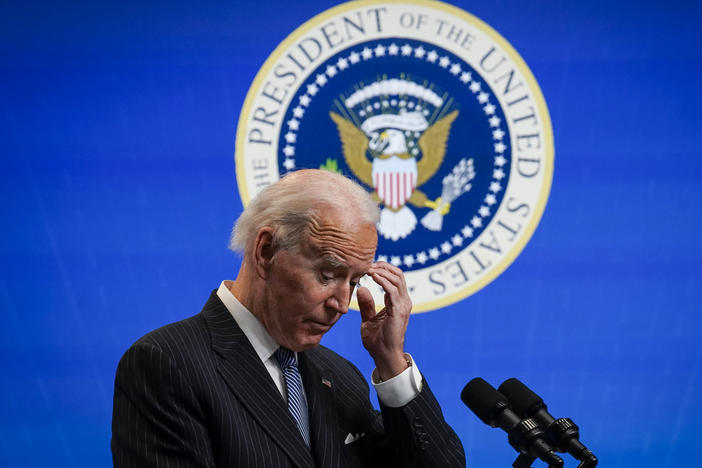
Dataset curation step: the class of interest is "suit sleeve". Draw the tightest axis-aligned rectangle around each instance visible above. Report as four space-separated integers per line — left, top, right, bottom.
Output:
378 378 466 467
111 342 215 468
341 358 465 468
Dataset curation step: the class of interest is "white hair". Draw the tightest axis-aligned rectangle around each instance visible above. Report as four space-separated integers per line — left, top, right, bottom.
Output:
229 169 379 254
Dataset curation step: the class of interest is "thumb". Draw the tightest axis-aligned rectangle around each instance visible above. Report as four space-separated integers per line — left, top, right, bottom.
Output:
356 286 376 322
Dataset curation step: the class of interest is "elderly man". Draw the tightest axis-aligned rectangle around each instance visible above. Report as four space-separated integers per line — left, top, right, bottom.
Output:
111 169 465 467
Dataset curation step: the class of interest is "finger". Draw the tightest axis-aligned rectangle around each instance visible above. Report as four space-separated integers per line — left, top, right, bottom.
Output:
368 270 399 296
370 261 405 278
368 267 405 290
356 286 376 322
369 262 406 286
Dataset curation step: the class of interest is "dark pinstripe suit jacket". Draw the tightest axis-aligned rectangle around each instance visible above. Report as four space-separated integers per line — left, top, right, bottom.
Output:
111 291 465 467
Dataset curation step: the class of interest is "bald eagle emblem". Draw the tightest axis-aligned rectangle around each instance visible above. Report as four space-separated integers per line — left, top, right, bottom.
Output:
331 79 474 241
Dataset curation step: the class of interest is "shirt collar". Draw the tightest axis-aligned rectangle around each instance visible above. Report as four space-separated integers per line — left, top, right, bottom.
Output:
217 280 279 364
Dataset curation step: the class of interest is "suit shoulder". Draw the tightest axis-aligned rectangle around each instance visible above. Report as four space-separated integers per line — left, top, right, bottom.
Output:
119 313 211 368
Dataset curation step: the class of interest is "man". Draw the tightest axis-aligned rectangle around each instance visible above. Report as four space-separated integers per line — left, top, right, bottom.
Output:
112 169 465 467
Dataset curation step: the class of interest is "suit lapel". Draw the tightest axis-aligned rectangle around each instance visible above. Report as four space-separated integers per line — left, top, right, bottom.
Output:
299 350 342 468
201 291 315 468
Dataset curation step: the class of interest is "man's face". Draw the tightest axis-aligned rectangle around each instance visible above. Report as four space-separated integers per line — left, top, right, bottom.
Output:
259 208 377 352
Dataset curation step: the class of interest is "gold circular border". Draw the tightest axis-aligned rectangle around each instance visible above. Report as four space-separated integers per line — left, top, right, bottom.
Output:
235 0 554 313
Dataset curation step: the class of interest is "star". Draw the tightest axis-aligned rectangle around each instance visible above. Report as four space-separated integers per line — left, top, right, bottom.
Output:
469 81 481 93
315 74 328 86
461 225 474 238
401 44 413 55
479 206 490 217
293 106 304 118
283 158 295 170
414 46 426 58
489 116 501 127
374 44 386 56
460 71 472 83
361 47 373 59
450 63 461 75
494 155 507 166
483 103 496 115
489 181 502 193
390 256 402 266
492 128 505 140
326 65 337 77
439 56 451 68
299 95 311 107
493 168 506 179
478 92 489 104
284 132 296 143
283 146 295 156
441 242 452 254
337 57 349 70
416 252 428 264
306 83 318 96
429 247 440 260
485 194 497 205
388 43 399 55
452 234 463 246
403 255 415 267
287 119 299 130
349 51 360 64
494 142 506 153
426 50 438 62
377 255 388 263
470 216 483 228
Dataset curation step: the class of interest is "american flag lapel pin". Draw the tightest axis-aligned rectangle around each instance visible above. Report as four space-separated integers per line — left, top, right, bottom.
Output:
321 378 332 388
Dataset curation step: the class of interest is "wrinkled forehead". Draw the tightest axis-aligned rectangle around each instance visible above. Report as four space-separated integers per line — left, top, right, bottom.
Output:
305 209 377 265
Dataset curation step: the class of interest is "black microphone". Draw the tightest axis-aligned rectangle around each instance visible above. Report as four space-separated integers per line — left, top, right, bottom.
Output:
461 377 564 468
499 378 598 468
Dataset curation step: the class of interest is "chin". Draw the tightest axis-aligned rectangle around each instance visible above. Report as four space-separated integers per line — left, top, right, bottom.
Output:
288 333 324 352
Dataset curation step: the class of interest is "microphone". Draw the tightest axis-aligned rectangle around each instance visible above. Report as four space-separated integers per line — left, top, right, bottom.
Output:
499 378 598 468
461 377 564 468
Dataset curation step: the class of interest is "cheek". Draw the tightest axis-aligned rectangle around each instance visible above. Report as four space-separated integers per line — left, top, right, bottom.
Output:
290 283 329 307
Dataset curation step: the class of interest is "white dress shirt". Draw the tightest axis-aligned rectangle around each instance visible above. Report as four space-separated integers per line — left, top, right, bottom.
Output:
217 281 422 408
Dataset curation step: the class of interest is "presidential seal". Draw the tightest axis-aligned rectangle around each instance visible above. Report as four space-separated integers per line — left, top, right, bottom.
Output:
235 0 553 313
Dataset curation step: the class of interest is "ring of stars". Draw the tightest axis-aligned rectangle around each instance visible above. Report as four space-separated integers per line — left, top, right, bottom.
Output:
280 41 510 269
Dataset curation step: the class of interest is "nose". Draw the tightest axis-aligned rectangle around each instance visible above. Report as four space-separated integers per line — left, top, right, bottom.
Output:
326 282 352 315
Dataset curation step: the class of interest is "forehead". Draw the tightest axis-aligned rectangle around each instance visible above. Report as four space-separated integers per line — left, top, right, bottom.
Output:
305 208 377 267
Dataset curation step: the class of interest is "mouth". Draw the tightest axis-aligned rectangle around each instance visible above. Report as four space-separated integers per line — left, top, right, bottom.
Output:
305 319 335 332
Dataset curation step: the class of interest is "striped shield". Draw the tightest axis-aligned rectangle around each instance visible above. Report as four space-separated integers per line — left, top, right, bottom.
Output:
372 156 418 209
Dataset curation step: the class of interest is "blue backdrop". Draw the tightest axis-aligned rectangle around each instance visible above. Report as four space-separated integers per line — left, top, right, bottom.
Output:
2 1 700 466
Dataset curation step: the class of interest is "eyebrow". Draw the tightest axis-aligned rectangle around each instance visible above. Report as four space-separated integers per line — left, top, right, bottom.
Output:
320 254 347 270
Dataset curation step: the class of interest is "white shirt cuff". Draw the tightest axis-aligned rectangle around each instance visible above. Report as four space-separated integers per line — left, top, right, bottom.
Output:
371 353 423 408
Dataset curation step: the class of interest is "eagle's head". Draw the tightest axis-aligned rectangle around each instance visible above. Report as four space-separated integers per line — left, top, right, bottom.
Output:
368 128 407 156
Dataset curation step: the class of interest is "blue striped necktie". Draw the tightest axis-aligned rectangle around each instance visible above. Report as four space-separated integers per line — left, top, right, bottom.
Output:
275 347 311 447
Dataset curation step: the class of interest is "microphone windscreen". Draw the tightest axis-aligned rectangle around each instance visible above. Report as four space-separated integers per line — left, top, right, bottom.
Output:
499 378 544 417
461 377 506 426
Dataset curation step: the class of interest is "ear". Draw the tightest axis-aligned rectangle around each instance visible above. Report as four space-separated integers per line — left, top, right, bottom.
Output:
252 227 277 279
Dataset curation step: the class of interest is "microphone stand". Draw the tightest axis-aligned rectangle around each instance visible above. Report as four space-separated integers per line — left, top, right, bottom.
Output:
513 453 563 468
513 453 537 468
507 418 564 468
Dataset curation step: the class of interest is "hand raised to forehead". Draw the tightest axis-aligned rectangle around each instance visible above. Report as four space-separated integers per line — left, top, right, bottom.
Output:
356 261 413 381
